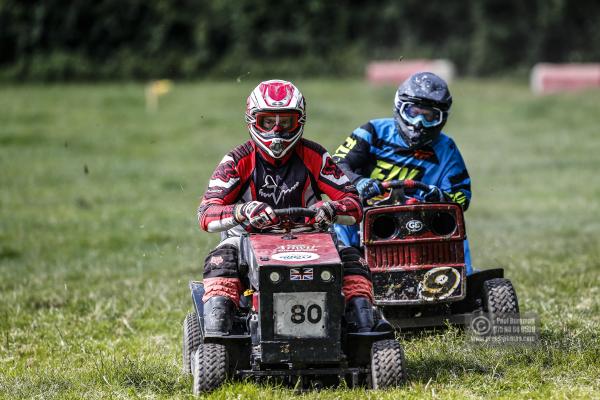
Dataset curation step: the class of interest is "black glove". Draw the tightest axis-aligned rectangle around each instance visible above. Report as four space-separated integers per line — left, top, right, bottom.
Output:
355 178 384 200
423 185 446 202
311 201 337 231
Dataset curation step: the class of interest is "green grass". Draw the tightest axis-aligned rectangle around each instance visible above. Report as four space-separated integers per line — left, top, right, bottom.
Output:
1 79 599 399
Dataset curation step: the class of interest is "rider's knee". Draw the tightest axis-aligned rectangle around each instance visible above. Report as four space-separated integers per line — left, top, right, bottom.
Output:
203 244 239 278
339 246 371 281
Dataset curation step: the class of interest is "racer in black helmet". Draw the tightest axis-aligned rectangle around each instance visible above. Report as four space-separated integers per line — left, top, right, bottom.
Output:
332 72 474 274
393 72 453 149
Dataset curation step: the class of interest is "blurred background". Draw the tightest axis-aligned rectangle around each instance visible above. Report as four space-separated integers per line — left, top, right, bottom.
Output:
1 1 599 398
1 0 599 81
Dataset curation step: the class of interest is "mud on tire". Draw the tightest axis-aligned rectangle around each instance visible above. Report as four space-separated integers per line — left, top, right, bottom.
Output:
192 343 229 394
483 278 519 315
182 312 202 375
370 339 406 389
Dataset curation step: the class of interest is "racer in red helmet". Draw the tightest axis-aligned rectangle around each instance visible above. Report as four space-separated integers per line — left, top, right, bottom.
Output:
245 79 307 159
196 80 376 335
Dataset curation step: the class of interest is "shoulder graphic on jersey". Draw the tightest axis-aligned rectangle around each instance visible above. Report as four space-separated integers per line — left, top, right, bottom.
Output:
320 152 350 186
209 156 239 189
321 155 345 180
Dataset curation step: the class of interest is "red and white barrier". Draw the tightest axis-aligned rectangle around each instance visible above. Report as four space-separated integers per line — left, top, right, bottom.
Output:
531 63 600 94
366 59 455 85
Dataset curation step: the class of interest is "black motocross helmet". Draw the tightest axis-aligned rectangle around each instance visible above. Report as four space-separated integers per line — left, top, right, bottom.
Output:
393 72 453 149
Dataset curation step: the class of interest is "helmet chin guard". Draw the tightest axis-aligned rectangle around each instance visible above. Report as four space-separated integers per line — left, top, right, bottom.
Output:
269 140 285 156
250 134 302 159
246 79 306 159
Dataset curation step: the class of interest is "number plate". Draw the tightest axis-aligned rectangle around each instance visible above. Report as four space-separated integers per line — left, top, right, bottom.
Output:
273 292 327 338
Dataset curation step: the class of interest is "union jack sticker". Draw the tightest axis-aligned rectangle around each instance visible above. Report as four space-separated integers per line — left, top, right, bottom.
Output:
290 268 313 281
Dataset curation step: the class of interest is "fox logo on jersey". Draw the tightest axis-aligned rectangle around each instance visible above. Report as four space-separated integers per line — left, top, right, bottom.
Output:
258 175 300 206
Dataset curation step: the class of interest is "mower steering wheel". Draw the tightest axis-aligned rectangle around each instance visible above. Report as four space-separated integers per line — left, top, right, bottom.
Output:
381 179 431 193
368 179 432 205
272 207 317 232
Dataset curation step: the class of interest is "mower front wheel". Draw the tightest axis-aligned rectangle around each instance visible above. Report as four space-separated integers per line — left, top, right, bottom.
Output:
483 278 519 315
370 339 406 389
192 343 229 394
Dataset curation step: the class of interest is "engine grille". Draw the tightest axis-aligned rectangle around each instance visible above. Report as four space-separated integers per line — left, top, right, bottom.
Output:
367 240 464 271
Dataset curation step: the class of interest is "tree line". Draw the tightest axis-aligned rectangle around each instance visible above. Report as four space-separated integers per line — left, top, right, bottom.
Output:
0 0 597 81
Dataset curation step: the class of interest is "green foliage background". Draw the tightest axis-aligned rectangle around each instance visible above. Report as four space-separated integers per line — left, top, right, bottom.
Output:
1 0 599 81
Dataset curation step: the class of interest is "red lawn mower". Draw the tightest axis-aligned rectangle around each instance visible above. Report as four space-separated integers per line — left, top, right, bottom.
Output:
362 180 519 331
183 208 405 394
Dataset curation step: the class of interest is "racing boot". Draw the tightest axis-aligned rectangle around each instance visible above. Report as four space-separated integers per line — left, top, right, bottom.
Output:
203 296 235 335
346 296 375 333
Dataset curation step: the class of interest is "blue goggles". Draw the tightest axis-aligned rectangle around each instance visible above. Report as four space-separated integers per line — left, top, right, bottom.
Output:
399 102 444 128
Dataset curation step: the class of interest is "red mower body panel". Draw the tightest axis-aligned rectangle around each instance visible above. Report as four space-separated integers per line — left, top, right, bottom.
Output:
248 232 341 267
363 203 467 305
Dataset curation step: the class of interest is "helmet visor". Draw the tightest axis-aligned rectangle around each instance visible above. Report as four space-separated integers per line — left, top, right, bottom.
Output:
255 112 300 138
399 102 444 128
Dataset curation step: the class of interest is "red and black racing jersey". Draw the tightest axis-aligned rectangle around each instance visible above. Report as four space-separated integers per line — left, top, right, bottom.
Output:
197 139 362 232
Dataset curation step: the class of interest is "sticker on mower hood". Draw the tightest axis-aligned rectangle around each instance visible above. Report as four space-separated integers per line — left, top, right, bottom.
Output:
249 232 340 266
272 252 320 262
406 219 424 233
418 267 461 301
275 244 317 252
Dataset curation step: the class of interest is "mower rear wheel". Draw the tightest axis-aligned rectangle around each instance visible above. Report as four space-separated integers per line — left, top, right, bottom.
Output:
483 278 519 315
370 339 406 389
192 343 229 394
182 312 202 375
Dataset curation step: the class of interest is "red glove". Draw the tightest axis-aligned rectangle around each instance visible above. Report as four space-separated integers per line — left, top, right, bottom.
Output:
234 201 279 229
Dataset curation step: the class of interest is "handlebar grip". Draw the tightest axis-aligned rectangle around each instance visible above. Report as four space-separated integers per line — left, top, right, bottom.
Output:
382 179 431 192
273 207 317 218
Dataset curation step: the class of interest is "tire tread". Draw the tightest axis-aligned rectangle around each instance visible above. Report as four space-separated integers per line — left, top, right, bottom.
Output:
182 312 202 375
484 278 519 314
371 339 406 389
193 343 228 394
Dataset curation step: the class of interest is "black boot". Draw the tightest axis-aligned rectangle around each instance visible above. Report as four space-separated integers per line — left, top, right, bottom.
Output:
346 297 374 333
203 296 235 335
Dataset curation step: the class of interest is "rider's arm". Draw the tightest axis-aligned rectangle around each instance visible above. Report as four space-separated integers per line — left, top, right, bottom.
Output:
197 145 253 232
438 140 472 210
332 124 374 184
301 140 363 225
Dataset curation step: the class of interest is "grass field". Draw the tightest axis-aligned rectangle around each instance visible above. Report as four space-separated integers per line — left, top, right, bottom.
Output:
1 79 599 399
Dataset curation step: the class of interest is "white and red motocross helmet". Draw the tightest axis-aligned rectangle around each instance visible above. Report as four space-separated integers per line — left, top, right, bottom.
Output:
245 79 306 159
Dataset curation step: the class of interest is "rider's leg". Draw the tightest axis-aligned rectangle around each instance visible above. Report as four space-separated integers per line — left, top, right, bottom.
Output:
333 223 361 248
339 246 375 332
202 237 241 334
464 239 474 275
